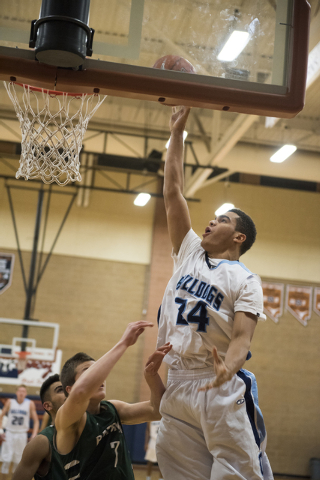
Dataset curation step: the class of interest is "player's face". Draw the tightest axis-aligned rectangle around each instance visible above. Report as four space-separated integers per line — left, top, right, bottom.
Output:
201 212 240 254
16 386 27 403
74 361 106 402
48 381 66 412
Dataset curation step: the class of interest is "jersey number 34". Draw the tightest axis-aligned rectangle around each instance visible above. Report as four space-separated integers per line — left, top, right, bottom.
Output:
175 298 209 332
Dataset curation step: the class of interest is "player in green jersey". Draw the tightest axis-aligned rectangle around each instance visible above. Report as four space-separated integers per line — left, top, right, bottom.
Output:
54 320 171 480
11 374 66 480
12 321 170 480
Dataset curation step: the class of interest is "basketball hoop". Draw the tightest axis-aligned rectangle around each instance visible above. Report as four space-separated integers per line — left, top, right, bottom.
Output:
15 351 31 371
4 82 107 186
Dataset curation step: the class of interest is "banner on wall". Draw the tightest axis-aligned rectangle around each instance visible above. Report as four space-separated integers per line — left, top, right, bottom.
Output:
286 285 313 326
262 282 284 323
314 287 320 317
0 253 15 294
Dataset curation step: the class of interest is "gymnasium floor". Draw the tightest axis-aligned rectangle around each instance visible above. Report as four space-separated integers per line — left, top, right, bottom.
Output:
132 465 310 480
0 462 310 479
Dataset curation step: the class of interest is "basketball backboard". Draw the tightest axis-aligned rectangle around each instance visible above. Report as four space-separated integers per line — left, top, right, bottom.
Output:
0 0 310 117
0 318 62 387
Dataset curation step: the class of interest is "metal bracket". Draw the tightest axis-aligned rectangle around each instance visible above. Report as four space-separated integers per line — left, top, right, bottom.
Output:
29 16 95 57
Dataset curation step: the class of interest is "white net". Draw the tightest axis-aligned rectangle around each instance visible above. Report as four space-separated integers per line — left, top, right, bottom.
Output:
4 82 107 186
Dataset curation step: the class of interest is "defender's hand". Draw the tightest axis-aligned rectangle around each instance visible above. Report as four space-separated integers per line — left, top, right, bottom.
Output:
198 346 233 391
145 343 172 377
169 106 191 134
120 321 154 347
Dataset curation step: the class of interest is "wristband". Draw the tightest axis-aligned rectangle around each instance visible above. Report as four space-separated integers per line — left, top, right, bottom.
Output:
0 428 4 435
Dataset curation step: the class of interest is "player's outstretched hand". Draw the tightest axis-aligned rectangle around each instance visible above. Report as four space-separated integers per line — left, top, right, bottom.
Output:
169 106 191 135
120 321 154 347
198 346 233 391
144 342 172 377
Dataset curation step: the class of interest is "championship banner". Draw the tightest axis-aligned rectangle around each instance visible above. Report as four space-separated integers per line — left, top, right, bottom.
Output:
0 253 15 294
314 287 320 317
262 282 284 323
286 285 313 326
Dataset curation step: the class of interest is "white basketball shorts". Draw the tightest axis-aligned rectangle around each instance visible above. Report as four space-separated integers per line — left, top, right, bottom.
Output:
1 430 28 464
156 367 269 480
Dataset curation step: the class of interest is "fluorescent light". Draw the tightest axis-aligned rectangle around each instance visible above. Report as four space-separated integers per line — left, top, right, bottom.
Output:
218 31 250 62
134 193 151 206
215 203 235 216
306 40 320 88
270 145 297 163
266 41 320 129
166 131 188 149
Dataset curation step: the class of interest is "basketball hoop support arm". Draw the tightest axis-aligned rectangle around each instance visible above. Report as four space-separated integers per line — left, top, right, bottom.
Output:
21 187 44 346
5 182 77 346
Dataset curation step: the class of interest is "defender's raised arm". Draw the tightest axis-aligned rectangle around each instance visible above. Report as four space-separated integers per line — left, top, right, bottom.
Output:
55 321 153 435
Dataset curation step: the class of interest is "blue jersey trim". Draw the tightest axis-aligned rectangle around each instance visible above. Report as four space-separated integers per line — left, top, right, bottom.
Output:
205 254 253 274
241 369 267 443
157 305 161 325
236 370 260 449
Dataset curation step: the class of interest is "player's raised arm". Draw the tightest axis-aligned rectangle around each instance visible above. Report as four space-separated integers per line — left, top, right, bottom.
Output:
111 343 172 424
164 107 192 254
56 321 154 432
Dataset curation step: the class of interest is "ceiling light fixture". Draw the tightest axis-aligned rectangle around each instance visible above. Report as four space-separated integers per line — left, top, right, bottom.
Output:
134 193 151 206
270 145 297 163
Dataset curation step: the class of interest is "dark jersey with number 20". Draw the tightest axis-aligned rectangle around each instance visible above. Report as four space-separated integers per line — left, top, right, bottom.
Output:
37 401 134 480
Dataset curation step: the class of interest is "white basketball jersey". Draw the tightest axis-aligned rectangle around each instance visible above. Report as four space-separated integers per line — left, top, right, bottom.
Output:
6 398 30 433
157 229 266 370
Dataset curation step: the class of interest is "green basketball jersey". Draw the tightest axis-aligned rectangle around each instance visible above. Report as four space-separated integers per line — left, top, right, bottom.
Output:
34 425 67 480
51 401 134 480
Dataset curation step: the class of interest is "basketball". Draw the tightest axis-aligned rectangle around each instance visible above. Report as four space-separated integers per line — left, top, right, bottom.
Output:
152 55 196 106
153 55 196 74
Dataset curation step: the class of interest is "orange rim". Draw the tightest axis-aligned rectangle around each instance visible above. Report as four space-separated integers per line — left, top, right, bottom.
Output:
13 82 94 97
15 351 31 358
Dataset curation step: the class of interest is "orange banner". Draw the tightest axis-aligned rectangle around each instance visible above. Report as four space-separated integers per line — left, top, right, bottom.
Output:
286 285 312 326
314 287 320 317
262 282 284 323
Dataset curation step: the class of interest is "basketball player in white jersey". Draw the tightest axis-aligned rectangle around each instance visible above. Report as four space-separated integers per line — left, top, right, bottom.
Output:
0 385 39 479
156 106 273 480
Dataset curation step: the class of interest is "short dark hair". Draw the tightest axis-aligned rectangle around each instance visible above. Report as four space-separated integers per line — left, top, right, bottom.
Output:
60 352 95 396
40 374 60 405
17 384 27 391
228 208 257 256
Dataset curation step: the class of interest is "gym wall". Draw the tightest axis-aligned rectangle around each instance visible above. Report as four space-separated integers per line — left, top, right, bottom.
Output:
0 176 319 476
